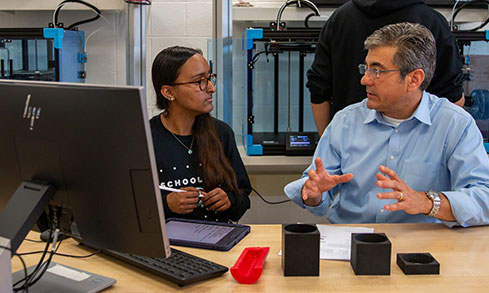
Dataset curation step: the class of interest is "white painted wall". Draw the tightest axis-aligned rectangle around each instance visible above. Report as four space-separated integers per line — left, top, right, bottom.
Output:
146 0 214 117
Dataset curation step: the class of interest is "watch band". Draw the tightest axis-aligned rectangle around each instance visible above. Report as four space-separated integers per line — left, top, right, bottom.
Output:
425 190 441 217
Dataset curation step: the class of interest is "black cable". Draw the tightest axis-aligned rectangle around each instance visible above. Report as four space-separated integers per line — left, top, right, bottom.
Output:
13 206 58 292
25 238 63 288
125 0 152 4
452 0 489 32
18 249 102 259
304 12 316 28
12 228 52 289
54 0 102 29
250 51 267 68
252 187 291 204
0 245 29 293
24 238 43 243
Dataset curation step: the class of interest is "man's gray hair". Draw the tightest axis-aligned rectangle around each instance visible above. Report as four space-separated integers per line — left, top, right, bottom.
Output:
364 22 436 91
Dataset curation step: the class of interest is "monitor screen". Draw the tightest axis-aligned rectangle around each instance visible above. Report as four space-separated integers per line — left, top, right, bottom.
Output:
0 80 170 258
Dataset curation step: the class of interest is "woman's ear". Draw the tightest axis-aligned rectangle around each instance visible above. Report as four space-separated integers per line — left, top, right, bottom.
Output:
161 86 175 101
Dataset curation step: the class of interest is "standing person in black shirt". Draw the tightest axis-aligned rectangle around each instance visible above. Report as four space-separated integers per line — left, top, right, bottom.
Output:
308 0 465 135
150 46 251 222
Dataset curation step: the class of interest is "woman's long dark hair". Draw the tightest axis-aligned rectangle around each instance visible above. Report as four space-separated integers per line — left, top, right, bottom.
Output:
152 46 239 194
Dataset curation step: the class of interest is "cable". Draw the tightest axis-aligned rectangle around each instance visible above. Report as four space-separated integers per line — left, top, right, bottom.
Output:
84 12 111 51
52 0 102 29
0 245 29 293
451 0 489 32
12 228 53 290
12 207 60 292
18 249 102 258
25 232 62 289
125 0 152 4
276 0 320 31
450 0 462 31
24 238 43 243
252 187 291 204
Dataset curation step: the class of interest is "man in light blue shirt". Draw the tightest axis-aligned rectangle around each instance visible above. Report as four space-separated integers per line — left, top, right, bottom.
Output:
284 22 489 227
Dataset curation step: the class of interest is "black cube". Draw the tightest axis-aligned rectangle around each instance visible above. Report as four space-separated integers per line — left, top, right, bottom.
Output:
350 233 391 275
397 253 440 275
282 223 320 276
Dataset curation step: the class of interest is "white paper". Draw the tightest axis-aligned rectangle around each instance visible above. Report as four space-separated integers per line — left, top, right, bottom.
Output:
316 225 374 261
47 264 91 282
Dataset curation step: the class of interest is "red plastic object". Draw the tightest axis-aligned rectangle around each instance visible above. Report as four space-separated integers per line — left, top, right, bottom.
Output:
230 247 270 284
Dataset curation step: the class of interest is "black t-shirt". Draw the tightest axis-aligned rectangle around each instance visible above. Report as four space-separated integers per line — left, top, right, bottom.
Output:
150 114 251 222
307 0 464 118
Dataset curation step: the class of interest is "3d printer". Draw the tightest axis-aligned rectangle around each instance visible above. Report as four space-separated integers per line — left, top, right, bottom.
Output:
0 28 86 83
245 0 321 156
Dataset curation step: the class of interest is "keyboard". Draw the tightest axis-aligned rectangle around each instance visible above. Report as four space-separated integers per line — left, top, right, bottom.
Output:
104 248 228 286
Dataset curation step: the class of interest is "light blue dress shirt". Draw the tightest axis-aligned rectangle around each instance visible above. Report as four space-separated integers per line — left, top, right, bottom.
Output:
284 92 489 227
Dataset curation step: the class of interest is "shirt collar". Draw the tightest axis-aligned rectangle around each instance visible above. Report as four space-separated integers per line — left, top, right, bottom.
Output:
363 91 432 126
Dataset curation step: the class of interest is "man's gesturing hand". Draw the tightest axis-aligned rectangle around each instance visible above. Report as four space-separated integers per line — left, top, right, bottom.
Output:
302 157 354 206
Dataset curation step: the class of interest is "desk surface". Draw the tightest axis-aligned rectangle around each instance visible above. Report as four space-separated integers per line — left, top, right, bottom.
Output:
12 224 489 292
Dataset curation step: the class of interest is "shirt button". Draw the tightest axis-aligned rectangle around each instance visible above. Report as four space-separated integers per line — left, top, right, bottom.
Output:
390 155 395 160
380 209 385 212
395 129 399 133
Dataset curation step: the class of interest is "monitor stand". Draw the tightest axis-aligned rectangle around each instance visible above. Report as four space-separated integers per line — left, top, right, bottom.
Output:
11 262 116 293
0 237 12 293
0 181 55 254
0 181 117 292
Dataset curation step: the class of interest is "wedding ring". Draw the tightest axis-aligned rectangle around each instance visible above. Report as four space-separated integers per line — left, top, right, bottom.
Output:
398 192 404 201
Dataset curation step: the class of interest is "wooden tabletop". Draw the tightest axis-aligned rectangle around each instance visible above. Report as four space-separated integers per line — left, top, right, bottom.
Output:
11 224 489 292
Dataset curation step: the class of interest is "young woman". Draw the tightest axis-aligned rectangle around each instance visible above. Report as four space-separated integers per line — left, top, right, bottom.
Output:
150 46 251 222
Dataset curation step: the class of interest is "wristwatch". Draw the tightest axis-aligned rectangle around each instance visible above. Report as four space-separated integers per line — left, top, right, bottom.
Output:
425 190 441 217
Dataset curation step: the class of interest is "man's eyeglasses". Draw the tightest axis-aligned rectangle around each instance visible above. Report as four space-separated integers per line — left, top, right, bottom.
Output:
172 73 217 91
358 64 400 79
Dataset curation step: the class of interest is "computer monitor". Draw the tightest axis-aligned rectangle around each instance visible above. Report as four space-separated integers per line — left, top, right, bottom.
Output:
0 79 170 259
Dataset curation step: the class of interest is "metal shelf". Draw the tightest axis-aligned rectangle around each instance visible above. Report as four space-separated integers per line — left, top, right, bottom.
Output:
0 0 124 11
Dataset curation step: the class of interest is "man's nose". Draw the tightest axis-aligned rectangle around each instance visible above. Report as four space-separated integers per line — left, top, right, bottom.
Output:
360 72 373 86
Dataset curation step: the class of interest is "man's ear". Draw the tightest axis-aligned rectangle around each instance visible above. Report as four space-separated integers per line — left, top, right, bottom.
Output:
406 69 425 92
161 85 175 101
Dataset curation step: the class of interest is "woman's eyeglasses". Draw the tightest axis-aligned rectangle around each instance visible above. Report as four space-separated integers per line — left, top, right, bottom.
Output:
172 73 217 91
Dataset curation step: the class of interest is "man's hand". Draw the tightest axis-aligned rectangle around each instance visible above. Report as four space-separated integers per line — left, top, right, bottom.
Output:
202 187 231 212
166 187 200 214
376 165 432 214
302 157 354 206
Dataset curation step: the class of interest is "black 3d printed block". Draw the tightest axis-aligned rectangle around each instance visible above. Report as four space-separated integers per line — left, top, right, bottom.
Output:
282 223 320 276
350 233 391 275
397 253 440 275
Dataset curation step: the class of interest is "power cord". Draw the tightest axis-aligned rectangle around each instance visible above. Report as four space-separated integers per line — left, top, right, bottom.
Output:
450 0 489 32
252 187 291 204
0 245 29 293
18 248 102 259
52 0 102 29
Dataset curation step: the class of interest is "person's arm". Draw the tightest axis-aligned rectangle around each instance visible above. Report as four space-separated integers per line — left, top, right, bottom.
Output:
376 115 489 227
375 166 456 221
307 21 333 135
302 157 353 206
284 121 349 217
312 101 331 136
213 121 251 222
